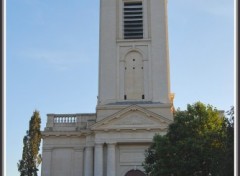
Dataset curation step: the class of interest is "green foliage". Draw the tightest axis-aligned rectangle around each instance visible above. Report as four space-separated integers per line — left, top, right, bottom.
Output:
18 110 42 176
221 106 234 176
143 102 234 176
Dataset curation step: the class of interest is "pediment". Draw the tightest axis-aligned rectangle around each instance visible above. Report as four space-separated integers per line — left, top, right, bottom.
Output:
91 105 172 131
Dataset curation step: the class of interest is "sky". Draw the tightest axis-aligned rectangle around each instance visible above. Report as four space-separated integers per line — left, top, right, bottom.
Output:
6 0 234 176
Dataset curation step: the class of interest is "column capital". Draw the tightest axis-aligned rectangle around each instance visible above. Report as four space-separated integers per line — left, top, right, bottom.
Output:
85 145 94 150
107 142 117 147
42 147 53 152
95 142 104 147
74 147 84 152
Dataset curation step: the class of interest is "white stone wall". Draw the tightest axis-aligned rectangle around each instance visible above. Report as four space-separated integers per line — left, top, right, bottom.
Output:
150 0 171 103
41 136 86 176
98 0 118 104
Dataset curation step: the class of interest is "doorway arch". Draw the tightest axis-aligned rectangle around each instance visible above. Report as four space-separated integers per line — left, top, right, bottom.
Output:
125 169 146 176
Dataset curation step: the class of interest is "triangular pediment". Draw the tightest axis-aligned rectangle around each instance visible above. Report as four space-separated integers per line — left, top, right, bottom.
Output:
91 105 173 131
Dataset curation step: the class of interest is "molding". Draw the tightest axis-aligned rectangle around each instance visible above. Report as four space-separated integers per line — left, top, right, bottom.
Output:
47 113 96 116
93 127 168 132
96 102 172 110
41 131 93 138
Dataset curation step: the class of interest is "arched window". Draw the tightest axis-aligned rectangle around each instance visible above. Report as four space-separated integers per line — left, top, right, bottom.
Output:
125 169 146 176
124 51 144 100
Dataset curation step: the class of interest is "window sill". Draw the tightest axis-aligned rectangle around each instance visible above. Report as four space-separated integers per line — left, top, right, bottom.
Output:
116 38 151 43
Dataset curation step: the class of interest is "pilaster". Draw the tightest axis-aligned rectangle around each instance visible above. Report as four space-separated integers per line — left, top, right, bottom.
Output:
84 146 94 176
73 147 84 176
41 147 52 176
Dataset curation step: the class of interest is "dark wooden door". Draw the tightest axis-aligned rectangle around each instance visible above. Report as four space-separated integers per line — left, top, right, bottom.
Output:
125 170 146 176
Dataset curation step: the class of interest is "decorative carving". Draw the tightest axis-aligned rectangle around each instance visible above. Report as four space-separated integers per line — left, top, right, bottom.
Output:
114 113 154 126
130 107 137 111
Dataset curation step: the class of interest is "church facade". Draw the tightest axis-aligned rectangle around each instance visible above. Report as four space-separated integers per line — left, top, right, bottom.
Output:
41 0 174 176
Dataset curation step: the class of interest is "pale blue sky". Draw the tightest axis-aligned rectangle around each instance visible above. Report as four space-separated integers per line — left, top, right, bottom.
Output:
7 0 234 176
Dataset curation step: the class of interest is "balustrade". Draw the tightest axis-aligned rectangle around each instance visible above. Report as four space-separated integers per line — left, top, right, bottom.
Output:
53 116 77 124
45 113 96 131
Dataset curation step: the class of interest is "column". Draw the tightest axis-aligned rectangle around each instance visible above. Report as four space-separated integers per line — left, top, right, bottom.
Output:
41 148 52 176
84 146 94 176
94 143 103 176
107 143 116 176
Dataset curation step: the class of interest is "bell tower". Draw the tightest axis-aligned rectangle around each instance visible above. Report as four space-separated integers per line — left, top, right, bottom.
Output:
97 0 173 121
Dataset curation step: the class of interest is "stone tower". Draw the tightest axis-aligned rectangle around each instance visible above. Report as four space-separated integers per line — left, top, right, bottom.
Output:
41 0 173 176
97 0 173 121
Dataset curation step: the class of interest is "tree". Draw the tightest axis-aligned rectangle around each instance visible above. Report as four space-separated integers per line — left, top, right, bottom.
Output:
221 106 234 176
143 102 234 176
18 110 42 176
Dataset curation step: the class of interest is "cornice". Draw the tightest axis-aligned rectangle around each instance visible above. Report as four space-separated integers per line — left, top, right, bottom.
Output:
41 130 93 138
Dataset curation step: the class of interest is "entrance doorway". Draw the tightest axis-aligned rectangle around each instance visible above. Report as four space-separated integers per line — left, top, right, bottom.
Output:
125 169 146 176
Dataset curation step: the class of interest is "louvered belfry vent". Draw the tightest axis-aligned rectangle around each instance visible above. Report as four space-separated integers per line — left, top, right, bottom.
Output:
123 2 143 39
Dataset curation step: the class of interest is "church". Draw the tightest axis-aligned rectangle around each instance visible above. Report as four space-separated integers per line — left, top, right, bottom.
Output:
41 0 174 175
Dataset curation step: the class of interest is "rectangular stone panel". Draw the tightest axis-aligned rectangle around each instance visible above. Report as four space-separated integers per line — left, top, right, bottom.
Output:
52 148 73 176
119 145 147 165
